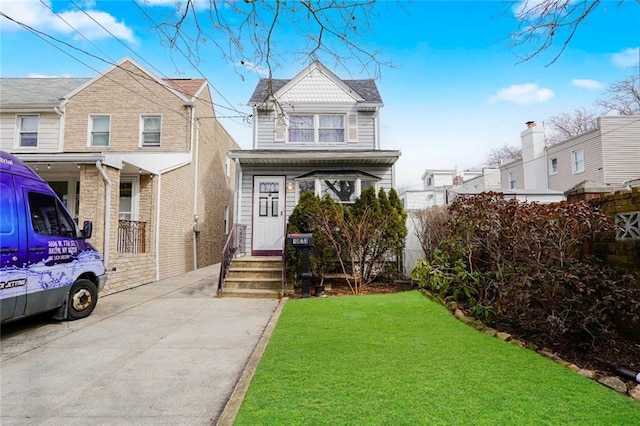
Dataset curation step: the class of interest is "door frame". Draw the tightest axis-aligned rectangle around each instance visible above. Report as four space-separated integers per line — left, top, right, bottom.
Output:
251 175 286 256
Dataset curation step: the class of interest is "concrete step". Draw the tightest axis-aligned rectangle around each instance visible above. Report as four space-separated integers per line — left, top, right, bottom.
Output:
232 256 282 269
227 267 282 280
219 288 282 299
223 277 282 290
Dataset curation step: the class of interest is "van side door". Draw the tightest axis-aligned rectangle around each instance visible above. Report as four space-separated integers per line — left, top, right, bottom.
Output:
0 173 28 322
23 187 80 316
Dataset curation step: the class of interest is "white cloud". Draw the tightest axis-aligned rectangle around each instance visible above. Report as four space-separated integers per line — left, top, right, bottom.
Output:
571 79 603 90
612 47 639 68
0 0 135 42
489 83 554 105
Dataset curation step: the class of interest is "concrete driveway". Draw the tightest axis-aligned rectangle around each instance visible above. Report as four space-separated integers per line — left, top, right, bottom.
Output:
1 264 281 425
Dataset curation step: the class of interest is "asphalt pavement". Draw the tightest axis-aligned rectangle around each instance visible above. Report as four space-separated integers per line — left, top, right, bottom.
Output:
0 263 282 425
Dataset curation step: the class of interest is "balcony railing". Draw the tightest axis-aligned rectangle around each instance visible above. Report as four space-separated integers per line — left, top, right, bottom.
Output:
117 220 146 253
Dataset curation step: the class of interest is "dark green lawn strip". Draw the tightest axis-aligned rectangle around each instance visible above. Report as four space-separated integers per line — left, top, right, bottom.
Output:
235 291 640 425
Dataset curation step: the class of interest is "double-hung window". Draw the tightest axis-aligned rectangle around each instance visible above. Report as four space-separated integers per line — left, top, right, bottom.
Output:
289 115 314 142
18 115 38 147
549 158 558 175
288 114 345 143
572 149 584 174
141 115 161 147
90 115 110 147
508 171 517 189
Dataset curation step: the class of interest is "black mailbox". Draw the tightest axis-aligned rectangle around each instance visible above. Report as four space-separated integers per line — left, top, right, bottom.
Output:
287 233 316 297
288 233 313 248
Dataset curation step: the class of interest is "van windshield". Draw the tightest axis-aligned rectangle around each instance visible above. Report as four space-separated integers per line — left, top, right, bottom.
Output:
28 192 77 238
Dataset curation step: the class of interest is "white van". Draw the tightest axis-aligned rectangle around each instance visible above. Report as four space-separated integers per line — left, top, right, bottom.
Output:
1 150 106 323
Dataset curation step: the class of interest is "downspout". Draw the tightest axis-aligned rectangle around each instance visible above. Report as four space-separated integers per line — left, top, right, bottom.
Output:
253 106 258 149
53 106 64 151
155 174 162 281
192 106 199 271
96 161 111 268
374 107 381 150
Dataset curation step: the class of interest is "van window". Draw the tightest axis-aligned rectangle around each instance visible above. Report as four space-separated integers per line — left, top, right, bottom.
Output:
0 182 15 234
28 192 76 237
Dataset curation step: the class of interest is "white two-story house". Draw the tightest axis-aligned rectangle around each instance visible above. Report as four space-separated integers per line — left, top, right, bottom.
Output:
227 61 400 257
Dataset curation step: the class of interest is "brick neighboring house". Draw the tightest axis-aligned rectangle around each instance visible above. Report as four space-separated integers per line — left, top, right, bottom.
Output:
0 57 239 293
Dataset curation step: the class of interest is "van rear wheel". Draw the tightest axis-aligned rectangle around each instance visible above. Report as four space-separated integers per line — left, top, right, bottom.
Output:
67 279 98 320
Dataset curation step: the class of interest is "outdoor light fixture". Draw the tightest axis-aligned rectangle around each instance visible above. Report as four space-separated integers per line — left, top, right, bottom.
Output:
47 164 51 170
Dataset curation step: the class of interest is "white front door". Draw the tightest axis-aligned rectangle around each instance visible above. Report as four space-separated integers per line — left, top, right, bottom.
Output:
252 176 285 253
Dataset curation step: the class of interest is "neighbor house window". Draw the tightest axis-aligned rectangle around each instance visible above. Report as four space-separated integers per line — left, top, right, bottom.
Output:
18 115 38 147
572 149 584 174
223 205 230 234
508 171 517 189
549 158 558 175
225 157 231 177
90 115 110 147
288 114 345 143
141 115 161 147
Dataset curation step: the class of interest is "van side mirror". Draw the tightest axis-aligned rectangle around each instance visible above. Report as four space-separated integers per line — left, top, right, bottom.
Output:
82 221 93 239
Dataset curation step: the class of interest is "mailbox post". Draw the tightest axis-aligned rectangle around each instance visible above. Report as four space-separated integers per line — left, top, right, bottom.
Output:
287 233 313 298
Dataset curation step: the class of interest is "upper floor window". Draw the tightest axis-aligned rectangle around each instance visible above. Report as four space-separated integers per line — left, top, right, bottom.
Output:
288 114 345 143
223 205 230 235
90 115 110 147
549 158 558 175
225 156 231 177
572 149 584 174
141 115 161 147
508 171 517 189
18 115 38 147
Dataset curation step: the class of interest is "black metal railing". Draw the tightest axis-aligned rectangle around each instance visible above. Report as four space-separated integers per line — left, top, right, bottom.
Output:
218 223 247 292
117 220 146 253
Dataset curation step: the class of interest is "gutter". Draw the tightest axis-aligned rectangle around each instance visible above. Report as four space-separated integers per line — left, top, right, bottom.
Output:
95 161 111 268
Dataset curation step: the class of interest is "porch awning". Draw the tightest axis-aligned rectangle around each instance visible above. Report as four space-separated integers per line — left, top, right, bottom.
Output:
294 169 382 181
228 150 401 167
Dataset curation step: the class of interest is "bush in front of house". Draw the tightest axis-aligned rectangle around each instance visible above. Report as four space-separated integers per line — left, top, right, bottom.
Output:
286 186 407 294
411 192 640 345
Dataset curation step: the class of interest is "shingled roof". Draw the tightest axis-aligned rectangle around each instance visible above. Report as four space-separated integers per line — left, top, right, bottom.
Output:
0 78 90 109
248 77 382 105
163 78 207 99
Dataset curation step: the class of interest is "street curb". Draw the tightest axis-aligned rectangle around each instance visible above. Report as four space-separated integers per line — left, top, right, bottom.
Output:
215 297 288 426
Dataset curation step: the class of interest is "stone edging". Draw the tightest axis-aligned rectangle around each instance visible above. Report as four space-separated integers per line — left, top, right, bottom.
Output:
450 304 640 403
215 297 288 425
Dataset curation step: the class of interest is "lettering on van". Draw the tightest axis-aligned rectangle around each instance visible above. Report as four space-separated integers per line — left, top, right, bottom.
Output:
47 240 78 261
0 278 27 290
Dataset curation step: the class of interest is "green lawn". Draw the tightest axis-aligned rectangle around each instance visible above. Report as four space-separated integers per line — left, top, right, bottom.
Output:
235 291 640 425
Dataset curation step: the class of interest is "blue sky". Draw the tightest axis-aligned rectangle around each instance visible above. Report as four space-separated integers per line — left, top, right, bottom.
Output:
1 0 639 191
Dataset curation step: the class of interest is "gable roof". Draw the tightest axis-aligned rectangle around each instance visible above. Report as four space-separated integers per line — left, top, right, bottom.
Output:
0 78 90 109
64 57 195 105
248 62 382 105
163 78 207 99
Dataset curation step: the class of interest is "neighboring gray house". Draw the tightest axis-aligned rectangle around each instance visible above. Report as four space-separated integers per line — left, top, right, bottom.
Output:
501 117 640 195
228 61 400 256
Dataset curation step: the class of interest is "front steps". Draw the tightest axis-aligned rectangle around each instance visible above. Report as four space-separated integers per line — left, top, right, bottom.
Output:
219 256 285 299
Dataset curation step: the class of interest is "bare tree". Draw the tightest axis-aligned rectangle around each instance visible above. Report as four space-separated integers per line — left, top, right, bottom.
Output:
485 144 522 167
597 74 640 115
144 0 393 84
545 107 599 145
509 0 636 66
411 206 449 262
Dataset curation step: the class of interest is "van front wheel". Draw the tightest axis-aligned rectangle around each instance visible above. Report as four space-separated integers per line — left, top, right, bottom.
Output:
67 280 98 320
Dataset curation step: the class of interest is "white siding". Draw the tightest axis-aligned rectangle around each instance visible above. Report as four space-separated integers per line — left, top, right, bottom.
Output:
500 162 524 190
237 164 394 254
0 112 61 152
601 116 640 186
547 129 603 191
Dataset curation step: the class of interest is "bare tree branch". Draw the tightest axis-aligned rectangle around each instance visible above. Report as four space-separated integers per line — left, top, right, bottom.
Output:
597 74 640 116
545 107 599 145
508 0 637 66
485 144 522 167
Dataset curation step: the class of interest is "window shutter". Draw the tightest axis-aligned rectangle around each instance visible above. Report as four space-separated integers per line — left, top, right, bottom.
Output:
274 114 286 142
347 113 358 142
